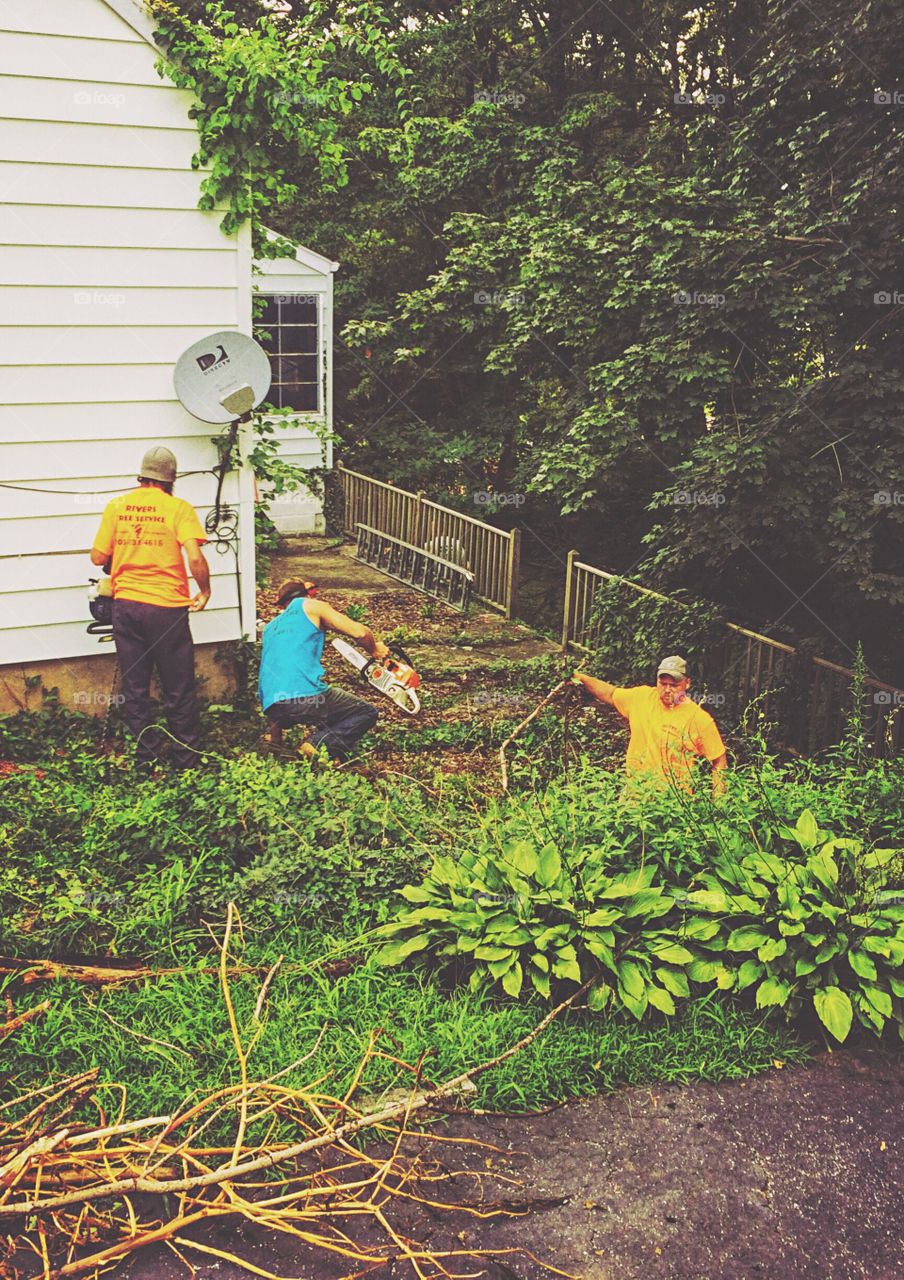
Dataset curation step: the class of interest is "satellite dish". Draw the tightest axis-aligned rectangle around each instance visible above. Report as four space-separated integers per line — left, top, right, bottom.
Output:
173 330 272 424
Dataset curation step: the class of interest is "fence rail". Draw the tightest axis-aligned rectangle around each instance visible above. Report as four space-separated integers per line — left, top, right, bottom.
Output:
337 464 520 616
561 551 904 756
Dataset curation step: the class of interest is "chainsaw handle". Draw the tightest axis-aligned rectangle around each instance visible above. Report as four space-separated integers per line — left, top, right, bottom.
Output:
388 642 415 668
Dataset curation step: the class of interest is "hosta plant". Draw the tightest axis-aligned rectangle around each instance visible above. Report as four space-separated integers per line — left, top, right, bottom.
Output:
677 809 904 1043
375 836 701 1018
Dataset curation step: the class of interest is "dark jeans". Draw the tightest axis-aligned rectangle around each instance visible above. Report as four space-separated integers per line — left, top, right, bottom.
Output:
112 599 203 769
266 687 378 761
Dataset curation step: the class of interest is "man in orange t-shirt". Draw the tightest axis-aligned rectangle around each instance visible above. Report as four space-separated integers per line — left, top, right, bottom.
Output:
91 446 211 774
573 655 728 794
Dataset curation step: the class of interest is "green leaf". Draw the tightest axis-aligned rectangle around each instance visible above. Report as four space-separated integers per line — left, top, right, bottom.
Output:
807 847 839 889
650 942 695 965
681 916 722 941
684 889 731 913
584 907 623 928
552 956 582 983
536 843 562 887
501 961 523 998
488 955 515 978
621 889 672 918
860 984 892 1018
727 926 772 952
587 980 611 1011
603 866 655 897
616 959 645 999
736 959 764 991
656 966 690 997
889 975 904 998
646 985 676 1015
531 968 551 998
474 945 514 962
400 884 432 903
617 985 648 1020
757 937 787 962
793 809 819 850
756 976 791 1008
813 987 853 1043
848 949 878 981
376 933 430 966
504 840 538 877
687 958 727 983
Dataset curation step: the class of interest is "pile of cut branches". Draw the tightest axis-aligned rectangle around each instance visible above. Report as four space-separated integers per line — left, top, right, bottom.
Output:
1 907 581 1280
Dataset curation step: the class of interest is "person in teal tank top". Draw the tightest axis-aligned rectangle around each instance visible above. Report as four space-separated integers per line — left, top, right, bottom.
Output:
259 579 390 761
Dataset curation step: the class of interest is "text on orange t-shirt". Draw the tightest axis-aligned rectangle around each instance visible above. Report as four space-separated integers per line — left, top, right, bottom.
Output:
92 486 206 608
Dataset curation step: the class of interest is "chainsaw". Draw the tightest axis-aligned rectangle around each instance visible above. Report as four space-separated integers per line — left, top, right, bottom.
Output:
331 638 421 715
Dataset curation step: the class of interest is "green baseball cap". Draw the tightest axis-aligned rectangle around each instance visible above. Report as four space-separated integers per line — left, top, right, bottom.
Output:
657 655 688 679
139 446 177 483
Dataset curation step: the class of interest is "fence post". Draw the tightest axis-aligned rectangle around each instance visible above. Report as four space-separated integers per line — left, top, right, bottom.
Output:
561 549 578 651
409 490 425 547
505 527 522 619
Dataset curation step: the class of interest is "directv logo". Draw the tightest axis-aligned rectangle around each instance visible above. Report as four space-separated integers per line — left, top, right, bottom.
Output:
196 345 230 374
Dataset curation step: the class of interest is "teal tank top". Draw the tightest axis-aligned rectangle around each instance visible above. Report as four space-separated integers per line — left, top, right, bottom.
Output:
258 598 327 710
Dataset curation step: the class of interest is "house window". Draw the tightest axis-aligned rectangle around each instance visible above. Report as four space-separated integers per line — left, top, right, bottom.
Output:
255 294 320 412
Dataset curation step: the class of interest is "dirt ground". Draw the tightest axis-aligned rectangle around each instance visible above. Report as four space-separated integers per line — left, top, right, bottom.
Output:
113 1049 902 1280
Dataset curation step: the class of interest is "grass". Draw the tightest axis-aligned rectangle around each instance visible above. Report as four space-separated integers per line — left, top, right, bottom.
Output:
6 680 904 1130
4 939 810 1134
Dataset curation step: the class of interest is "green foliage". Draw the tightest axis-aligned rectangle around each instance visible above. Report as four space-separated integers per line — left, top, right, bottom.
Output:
150 0 410 234
584 578 722 687
684 808 904 1042
377 777 904 1044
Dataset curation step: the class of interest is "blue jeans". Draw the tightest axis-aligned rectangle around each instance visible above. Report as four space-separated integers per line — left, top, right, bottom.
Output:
266 687 378 760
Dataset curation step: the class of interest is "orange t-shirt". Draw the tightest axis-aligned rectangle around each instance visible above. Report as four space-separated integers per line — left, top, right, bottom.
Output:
93 486 206 608
612 685 726 787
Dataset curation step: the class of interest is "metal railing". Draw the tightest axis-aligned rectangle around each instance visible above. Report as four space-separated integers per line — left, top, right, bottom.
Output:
355 523 474 609
337 463 520 616
561 550 904 756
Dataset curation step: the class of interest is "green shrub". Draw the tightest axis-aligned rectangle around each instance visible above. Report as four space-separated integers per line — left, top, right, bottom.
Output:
377 790 904 1045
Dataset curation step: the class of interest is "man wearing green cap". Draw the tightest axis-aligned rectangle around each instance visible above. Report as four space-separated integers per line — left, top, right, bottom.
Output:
91 446 210 774
572 655 728 794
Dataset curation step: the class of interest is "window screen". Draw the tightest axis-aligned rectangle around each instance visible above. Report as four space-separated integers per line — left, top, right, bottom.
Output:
255 294 320 412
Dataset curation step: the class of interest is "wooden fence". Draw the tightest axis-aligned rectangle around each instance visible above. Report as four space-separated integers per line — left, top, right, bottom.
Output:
561 551 904 756
337 464 521 616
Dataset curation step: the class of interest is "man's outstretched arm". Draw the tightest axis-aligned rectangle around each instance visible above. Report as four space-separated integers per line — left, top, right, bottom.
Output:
572 671 618 706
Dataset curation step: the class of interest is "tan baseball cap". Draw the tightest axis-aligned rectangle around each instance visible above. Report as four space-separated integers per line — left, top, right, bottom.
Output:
139 445 177 483
657 655 688 679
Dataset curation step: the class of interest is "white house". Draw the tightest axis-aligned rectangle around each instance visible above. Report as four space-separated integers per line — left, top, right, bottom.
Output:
0 0 334 712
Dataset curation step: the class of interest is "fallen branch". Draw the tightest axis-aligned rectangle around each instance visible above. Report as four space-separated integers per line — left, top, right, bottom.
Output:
0 983 587 1216
499 679 574 791
0 999 50 1039
0 913 587 1280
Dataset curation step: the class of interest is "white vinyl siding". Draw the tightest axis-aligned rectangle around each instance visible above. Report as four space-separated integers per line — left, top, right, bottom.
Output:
0 0 253 666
